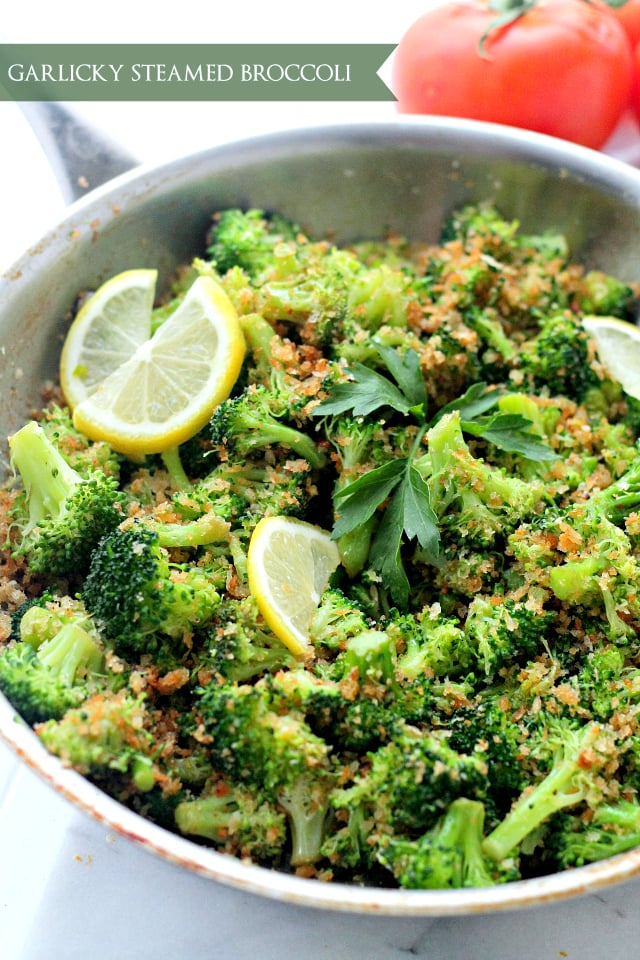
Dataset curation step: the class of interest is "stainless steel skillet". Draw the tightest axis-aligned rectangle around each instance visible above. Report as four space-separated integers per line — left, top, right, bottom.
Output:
2 114 640 915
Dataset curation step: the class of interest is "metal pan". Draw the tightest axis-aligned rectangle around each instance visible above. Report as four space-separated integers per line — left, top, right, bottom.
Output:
2 115 640 916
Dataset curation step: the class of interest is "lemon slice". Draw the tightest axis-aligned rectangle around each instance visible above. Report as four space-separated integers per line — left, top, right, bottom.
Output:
72 275 246 457
582 315 640 400
60 269 158 409
247 516 341 658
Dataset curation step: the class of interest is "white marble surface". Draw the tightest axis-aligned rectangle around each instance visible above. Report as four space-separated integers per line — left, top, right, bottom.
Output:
4 3 640 957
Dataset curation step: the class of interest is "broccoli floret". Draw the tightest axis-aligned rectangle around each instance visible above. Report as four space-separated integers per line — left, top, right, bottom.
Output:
196 680 335 865
332 721 488 837
82 521 222 659
439 203 520 254
388 608 474 680
39 404 123 479
551 799 640 868
8 420 128 576
377 798 512 889
206 208 300 282
574 646 627 721
482 720 619 862
308 587 372 652
0 618 104 725
463 596 553 678
542 459 640 637
518 312 601 400
577 271 636 319
417 411 545 547
174 782 287 862
36 690 156 793
209 384 325 469
256 246 362 347
447 698 526 820
198 595 295 683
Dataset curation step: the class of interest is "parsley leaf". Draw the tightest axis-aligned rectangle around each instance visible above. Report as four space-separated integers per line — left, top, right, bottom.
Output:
461 413 560 461
312 363 414 418
368 463 439 608
332 460 406 540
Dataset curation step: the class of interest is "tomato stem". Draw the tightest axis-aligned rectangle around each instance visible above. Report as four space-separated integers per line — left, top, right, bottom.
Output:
479 0 538 57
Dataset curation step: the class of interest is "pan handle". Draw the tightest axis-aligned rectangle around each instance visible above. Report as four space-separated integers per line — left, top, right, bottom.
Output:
16 101 139 203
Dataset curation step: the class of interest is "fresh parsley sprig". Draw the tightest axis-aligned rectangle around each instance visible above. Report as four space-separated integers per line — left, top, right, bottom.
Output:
313 346 557 606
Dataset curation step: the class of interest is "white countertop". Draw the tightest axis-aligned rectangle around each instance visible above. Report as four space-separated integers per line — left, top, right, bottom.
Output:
3 4 640 956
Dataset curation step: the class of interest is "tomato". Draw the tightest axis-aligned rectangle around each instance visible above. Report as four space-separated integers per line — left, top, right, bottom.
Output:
604 0 640 48
392 0 633 150
629 40 640 126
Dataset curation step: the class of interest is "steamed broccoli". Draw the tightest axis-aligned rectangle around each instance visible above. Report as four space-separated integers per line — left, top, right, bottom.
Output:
331 721 488 838
8 420 127 576
417 410 545 547
463 596 554 677
198 594 295 683
209 384 325 469
551 799 640 868
377 798 511 889
206 208 300 282
174 782 287 862
196 680 335 865
518 312 602 400
483 719 619 863
82 520 222 659
0 613 103 724
36 690 156 793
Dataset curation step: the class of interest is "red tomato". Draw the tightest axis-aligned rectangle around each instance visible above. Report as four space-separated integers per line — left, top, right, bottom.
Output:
630 40 640 126
604 0 640 48
392 0 633 150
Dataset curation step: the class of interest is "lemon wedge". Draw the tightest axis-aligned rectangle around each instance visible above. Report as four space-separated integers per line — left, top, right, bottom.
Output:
60 269 158 409
582 315 640 400
71 275 246 457
247 516 341 658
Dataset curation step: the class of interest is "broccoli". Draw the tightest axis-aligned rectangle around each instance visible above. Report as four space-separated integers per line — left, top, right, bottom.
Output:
0 615 103 725
463 596 554 678
38 404 123 479
255 246 362 347
541 458 640 638
439 203 520 253
377 798 511 889
577 270 636 319
82 520 222 659
198 595 296 683
174 782 287 862
308 587 372 653
36 690 156 794
388 607 473 680
331 721 488 837
417 410 545 547
196 680 335 865
551 799 640 868
447 699 526 821
206 208 300 282
209 384 325 469
8 420 128 576
518 312 602 400
482 719 619 862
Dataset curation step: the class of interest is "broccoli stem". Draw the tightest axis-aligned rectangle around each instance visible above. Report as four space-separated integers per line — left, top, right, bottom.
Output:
278 776 330 866
160 446 192 491
239 313 278 380
245 421 325 470
9 420 80 531
482 722 603 862
152 513 230 548
37 622 104 686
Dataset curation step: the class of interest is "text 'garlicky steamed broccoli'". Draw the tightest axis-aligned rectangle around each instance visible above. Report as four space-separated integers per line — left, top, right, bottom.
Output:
1 202 640 890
